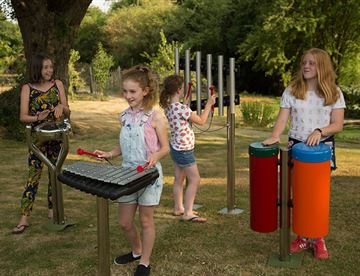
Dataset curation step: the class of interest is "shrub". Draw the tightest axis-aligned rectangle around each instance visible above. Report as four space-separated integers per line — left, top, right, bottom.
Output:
340 85 360 119
241 101 277 127
0 86 25 141
68 49 85 99
91 43 114 96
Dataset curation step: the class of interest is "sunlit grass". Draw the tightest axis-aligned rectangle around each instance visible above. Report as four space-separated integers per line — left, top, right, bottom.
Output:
0 96 359 275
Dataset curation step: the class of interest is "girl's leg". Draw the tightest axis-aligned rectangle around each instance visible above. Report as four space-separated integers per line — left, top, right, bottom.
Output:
118 203 142 255
173 164 186 214
182 164 201 219
20 152 43 219
138 205 155 266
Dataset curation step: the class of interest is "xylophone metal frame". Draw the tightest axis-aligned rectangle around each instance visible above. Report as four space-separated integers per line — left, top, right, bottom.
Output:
26 119 75 231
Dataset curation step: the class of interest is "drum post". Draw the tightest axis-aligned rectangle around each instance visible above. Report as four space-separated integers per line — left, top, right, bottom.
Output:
267 147 303 267
279 148 290 260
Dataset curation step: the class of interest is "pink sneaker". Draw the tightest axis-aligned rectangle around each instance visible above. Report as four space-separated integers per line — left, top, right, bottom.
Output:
290 237 310 253
313 238 329 259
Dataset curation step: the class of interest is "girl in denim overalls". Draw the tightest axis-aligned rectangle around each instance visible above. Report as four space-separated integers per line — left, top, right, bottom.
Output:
95 65 169 276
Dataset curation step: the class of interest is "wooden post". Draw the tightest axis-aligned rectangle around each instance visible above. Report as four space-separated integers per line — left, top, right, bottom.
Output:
89 66 94 94
97 197 110 276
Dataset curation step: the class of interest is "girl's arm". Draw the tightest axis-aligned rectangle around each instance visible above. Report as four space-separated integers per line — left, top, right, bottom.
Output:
19 84 50 123
94 146 121 160
188 94 216 125
147 111 169 168
262 108 290 145
54 80 71 118
306 108 344 146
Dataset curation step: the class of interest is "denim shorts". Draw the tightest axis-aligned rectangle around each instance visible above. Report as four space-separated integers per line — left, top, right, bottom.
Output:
170 145 196 168
116 163 163 206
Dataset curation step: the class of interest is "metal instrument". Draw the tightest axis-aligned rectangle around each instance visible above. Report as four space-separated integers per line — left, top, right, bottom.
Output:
57 161 159 276
26 118 72 230
58 161 159 200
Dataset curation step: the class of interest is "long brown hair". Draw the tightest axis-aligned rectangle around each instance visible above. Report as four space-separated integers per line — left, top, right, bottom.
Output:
159 74 183 109
290 48 339 105
122 65 159 111
29 53 52 83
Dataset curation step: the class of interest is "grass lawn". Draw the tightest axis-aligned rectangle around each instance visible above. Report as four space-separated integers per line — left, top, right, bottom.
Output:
0 95 359 275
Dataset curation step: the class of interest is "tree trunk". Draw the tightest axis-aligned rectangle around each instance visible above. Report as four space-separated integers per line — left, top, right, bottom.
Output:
10 0 92 93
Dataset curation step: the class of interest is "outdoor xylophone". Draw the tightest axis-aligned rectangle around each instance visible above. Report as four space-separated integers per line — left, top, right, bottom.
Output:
57 161 159 276
58 161 159 200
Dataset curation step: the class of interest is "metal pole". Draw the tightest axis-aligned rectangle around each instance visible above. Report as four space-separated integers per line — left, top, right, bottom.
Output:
196 51 202 114
206 54 212 99
174 48 180 75
97 197 110 276
227 58 236 211
280 148 290 261
218 55 224 116
206 54 212 117
229 58 235 114
185 49 191 101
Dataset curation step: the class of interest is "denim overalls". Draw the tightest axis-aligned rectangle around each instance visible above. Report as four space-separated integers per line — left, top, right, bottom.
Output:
117 110 163 205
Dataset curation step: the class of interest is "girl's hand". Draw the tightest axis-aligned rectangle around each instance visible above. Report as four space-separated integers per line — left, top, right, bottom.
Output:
36 110 51 121
93 150 112 159
306 129 322 146
262 137 280 146
53 103 64 119
145 153 160 169
206 93 216 107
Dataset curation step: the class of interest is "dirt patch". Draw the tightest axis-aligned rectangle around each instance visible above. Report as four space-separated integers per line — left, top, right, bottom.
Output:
69 96 128 135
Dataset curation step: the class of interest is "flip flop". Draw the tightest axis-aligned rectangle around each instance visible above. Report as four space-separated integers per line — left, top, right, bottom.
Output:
173 210 199 216
11 224 29 234
181 216 207 223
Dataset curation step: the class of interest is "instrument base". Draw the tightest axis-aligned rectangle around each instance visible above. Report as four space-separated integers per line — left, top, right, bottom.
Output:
218 207 244 215
44 219 76 232
268 252 303 268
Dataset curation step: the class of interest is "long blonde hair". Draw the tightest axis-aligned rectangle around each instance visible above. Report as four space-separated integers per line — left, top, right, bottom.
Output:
290 48 339 105
122 65 159 111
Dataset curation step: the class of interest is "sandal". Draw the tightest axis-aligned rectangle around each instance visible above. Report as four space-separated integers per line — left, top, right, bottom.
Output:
173 210 198 216
181 216 207 223
12 224 29 234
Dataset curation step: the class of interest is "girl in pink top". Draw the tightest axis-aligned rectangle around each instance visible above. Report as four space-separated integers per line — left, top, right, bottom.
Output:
95 65 169 275
160 74 216 222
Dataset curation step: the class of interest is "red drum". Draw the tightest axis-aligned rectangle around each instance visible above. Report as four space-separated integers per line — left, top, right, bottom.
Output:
249 142 279 233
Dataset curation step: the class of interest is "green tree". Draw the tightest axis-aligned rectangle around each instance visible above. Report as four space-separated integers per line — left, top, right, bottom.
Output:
164 0 232 56
91 43 114 96
142 30 183 80
109 0 140 11
74 6 108 64
106 0 175 67
238 0 360 88
6 0 92 89
68 49 85 98
0 10 24 73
